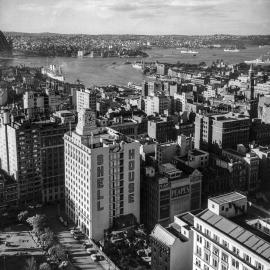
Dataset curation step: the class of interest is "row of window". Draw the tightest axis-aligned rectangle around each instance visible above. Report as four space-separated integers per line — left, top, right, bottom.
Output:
195 225 265 270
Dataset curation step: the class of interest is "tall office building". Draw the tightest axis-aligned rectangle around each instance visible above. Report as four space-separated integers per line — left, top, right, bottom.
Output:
194 113 250 152
64 108 140 240
0 114 42 203
192 192 270 270
76 88 97 112
0 111 74 204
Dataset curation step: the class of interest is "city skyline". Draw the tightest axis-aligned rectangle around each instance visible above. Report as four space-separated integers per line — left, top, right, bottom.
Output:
1 0 270 35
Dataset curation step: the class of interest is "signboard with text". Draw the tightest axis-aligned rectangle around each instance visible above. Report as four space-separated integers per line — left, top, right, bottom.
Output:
171 185 190 199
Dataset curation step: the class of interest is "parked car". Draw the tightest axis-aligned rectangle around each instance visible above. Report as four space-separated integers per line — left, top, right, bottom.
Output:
83 243 93 249
73 234 82 240
86 248 98 255
70 229 80 235
91 254 105 262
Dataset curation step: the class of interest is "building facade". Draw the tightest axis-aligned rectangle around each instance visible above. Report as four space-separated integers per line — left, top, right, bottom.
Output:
195 113 250 153
141 163 202 230
76 88 97 112
64 108 140 240
192 192 270 270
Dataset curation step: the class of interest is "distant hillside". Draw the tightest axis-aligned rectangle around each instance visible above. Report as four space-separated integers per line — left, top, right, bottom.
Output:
0 30 12 51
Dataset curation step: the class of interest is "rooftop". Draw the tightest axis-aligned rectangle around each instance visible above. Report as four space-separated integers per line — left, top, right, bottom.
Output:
151 224 176 247
190 149 208 156
197 209 270 262
210 192 246 205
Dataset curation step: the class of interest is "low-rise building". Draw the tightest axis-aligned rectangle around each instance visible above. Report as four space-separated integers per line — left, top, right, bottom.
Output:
192 192 270 270
151 212 195 270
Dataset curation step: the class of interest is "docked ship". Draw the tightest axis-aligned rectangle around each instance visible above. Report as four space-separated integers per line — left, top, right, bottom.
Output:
180 50 199 54
41 64 65 82
245 56 270 66
224 48 240 52
132 61 144 70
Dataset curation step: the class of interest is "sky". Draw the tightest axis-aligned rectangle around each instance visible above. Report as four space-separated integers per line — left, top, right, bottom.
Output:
0 0 270 35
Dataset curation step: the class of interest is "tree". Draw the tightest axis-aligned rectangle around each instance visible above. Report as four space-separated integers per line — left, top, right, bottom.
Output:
18 210 29 223
39 263 51 270
24 257 37 270
26 214 47 234
48 244 66 262
40 228 55 249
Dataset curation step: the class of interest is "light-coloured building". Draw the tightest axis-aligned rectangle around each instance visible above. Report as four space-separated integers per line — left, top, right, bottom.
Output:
76 88 97 112
192 192 270 270
151 212 195 270
23 91 45 113
174 91 194 112
194 113 250 152
144 95 171 116
64 108 140 240
203 85 216 100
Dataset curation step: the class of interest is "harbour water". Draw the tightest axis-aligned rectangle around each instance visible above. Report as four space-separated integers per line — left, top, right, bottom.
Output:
0 46 269 87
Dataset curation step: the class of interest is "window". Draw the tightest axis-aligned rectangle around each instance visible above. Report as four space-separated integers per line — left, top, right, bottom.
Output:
212 258 218 269
197 224 202 231
195 258 201 267
255 261 264 270
204 240 210 250
221 252 228 263
128 183 134 193
197 234 202 243
232 259 239 269
97 155 103 165
129 171 135 181
221 265 228 270
196 246 202 257
129 149 135 159
213 246 219 256
222 240 229 249
233 246 239 256
128 194 134 203
205 229 211 237
243 253 250 263
213 234 219 243
204 253 210 263
129 160 135 170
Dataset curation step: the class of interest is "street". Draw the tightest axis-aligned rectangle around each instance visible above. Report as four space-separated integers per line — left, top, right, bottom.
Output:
43 204 114 270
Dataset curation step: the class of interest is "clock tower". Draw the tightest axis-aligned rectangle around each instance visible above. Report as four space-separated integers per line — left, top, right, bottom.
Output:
76 108 97 136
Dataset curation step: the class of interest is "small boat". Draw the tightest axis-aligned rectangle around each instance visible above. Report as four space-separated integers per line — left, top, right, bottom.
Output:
224 48 239 52
180 50 199 54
